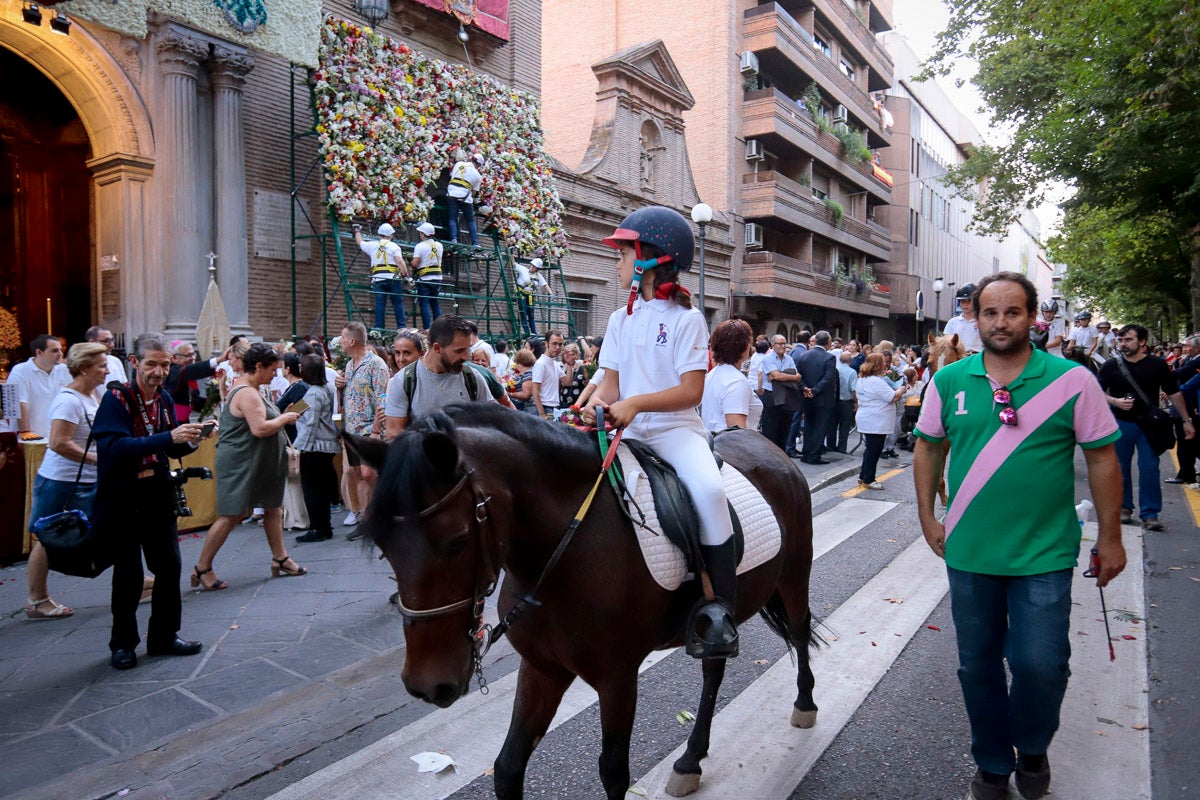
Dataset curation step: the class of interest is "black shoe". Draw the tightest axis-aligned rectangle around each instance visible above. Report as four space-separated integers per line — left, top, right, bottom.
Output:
1015 753 1051 799
969 769 1011 800
785 449 801 459
146 638 203 657
346 526 364 542
687 542 739 659
296 530 333 543
802 458 831 465
110 649 137 670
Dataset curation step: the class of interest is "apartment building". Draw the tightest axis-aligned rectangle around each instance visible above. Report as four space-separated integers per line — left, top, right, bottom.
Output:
543 0 898 342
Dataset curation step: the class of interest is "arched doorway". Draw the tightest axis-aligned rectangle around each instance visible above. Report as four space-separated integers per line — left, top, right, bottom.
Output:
0 47 92 356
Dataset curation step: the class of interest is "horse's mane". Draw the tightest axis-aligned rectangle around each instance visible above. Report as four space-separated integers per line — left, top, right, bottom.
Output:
432 402 600 465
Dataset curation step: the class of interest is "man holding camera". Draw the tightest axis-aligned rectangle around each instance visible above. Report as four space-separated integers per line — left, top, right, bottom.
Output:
93 333 210 670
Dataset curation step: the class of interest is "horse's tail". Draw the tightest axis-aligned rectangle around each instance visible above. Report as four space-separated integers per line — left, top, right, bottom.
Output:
758 592 823 654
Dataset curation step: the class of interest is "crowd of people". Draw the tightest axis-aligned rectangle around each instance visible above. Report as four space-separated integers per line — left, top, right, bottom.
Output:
3 194 1198 799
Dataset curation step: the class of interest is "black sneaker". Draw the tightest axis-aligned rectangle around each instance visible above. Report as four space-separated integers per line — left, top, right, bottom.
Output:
968 769 1011 800
1015 753 1050 799
296 530 332 543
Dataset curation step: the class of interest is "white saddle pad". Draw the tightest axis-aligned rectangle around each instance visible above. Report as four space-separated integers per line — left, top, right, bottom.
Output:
616 445 782 591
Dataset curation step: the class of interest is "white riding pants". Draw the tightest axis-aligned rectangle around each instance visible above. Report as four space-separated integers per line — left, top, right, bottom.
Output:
626 417 734 546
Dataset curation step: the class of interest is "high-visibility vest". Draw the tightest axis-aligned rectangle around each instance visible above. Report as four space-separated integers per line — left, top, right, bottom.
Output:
449 163 474 196
371 241 397 278
416 241 443 280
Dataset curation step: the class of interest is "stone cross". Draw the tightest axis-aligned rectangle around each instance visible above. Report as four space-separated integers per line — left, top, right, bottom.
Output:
206 252 218 280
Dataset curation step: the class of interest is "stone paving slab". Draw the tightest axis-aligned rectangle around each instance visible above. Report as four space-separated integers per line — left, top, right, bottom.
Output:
0 457 854 800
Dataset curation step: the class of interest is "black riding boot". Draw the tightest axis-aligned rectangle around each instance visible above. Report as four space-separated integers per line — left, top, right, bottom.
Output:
687 541 739 659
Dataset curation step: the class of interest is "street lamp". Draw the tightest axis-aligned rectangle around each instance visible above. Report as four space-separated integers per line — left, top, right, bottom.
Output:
691 202 713 327
354 0 388 26
932 277 945 336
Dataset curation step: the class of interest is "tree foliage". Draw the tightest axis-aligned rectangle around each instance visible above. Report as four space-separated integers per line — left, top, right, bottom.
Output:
925 0 1200 328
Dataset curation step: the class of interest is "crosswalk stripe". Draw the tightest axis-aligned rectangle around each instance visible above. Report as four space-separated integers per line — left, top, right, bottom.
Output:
269 492 900 799
812 497 896 559
1048 521 1151 800
632 535 950 798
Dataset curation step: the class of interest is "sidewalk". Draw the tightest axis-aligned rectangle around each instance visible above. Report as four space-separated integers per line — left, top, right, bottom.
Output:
0 456 856 800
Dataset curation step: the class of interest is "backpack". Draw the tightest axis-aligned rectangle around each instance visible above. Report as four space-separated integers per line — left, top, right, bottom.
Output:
401 361 479 415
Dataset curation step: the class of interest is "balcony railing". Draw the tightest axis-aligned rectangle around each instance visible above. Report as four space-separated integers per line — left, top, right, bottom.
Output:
739 249 891 312
808 0 894 83
741 170 891 261
743 87 892 199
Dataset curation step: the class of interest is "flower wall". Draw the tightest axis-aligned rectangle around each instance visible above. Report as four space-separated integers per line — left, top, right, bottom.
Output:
314 17 569 258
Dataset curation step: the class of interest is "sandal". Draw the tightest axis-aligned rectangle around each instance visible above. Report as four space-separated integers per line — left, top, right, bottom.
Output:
190 566 228 591
25 597 73 620
271 555 307 578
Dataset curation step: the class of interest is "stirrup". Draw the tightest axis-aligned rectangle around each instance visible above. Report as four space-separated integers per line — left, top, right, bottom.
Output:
685 598 739 659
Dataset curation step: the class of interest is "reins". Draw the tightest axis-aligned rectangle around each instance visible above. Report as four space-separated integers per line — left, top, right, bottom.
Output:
390 412 625 693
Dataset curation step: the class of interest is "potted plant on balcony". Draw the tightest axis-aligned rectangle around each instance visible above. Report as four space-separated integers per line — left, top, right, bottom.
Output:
824 198 844 225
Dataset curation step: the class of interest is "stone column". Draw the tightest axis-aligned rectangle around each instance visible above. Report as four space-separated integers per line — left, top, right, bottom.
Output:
156 27 208 338
210 45 254 331
88 155 155 343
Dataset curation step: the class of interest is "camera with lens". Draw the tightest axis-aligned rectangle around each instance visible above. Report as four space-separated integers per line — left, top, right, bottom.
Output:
170 466 212 517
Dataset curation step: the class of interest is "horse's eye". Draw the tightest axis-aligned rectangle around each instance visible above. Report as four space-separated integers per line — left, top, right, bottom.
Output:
441 533 470 557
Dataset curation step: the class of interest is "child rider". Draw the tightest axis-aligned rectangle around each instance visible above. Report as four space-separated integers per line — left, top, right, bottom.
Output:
582 206 739 659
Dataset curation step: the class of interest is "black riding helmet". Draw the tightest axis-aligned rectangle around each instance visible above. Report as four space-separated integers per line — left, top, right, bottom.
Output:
602 206 695 270
956 283 977 301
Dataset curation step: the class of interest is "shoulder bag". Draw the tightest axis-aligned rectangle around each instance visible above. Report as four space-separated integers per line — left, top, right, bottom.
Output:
30 411 112 578
1114 356 1176 456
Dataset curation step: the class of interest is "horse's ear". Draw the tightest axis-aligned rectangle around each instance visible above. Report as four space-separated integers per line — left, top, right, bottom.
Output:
422 431 459 477
343 431 388 472
950 333 961 350
927 332 936 346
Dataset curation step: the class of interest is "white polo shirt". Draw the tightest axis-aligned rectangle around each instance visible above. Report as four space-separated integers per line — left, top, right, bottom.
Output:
412 239 443 282
8 358 69 438
599 298 709 435
531 353 562 408
943 314 983 352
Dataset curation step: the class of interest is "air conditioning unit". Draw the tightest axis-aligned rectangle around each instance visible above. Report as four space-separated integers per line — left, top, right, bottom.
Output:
833 104 849 123
745 139 764 161
739 51 760 75
744 222 764 249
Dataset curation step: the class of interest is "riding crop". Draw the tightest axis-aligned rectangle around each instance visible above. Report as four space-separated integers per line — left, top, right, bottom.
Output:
1083 547 1116 662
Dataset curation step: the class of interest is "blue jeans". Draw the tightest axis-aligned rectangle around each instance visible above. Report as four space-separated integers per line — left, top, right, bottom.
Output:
446 196 477 245
1114 418 1162 518
372 278 407 330
416 281 442 329
519 294 537 335
948 566 1073 775
29 474 97 530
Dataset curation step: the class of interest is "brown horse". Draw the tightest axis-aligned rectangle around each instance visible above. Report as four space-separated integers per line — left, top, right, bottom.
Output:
346 404 817 800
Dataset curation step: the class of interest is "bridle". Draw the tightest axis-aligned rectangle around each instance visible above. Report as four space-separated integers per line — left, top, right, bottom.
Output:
390 468 501 692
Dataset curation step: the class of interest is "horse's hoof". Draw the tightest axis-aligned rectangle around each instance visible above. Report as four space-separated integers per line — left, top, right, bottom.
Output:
790 707 818 728
665 771 702 797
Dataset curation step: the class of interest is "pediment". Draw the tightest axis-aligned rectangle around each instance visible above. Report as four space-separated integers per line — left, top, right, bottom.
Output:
592 40 694 111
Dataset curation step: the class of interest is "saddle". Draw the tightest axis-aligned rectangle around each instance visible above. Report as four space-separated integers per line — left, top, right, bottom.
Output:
617 438 745 580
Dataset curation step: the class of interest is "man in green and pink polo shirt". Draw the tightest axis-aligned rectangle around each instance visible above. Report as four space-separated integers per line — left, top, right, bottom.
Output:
913 272 1125 800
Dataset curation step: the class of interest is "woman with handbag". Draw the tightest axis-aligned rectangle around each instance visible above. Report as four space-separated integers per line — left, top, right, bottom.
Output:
191 343 305 589
294 354 340 543
25 343 107 619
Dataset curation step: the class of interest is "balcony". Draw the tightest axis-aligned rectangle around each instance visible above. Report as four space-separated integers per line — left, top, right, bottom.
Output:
739 250 891 316
744 3 891 147
785 0 894 89
741 170 891 261
743 88 892 202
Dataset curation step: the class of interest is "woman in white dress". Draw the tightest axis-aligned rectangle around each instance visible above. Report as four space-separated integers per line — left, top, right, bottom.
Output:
701 319 762 432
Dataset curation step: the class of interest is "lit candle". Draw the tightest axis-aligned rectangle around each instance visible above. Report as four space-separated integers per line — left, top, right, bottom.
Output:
46 298 51 333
